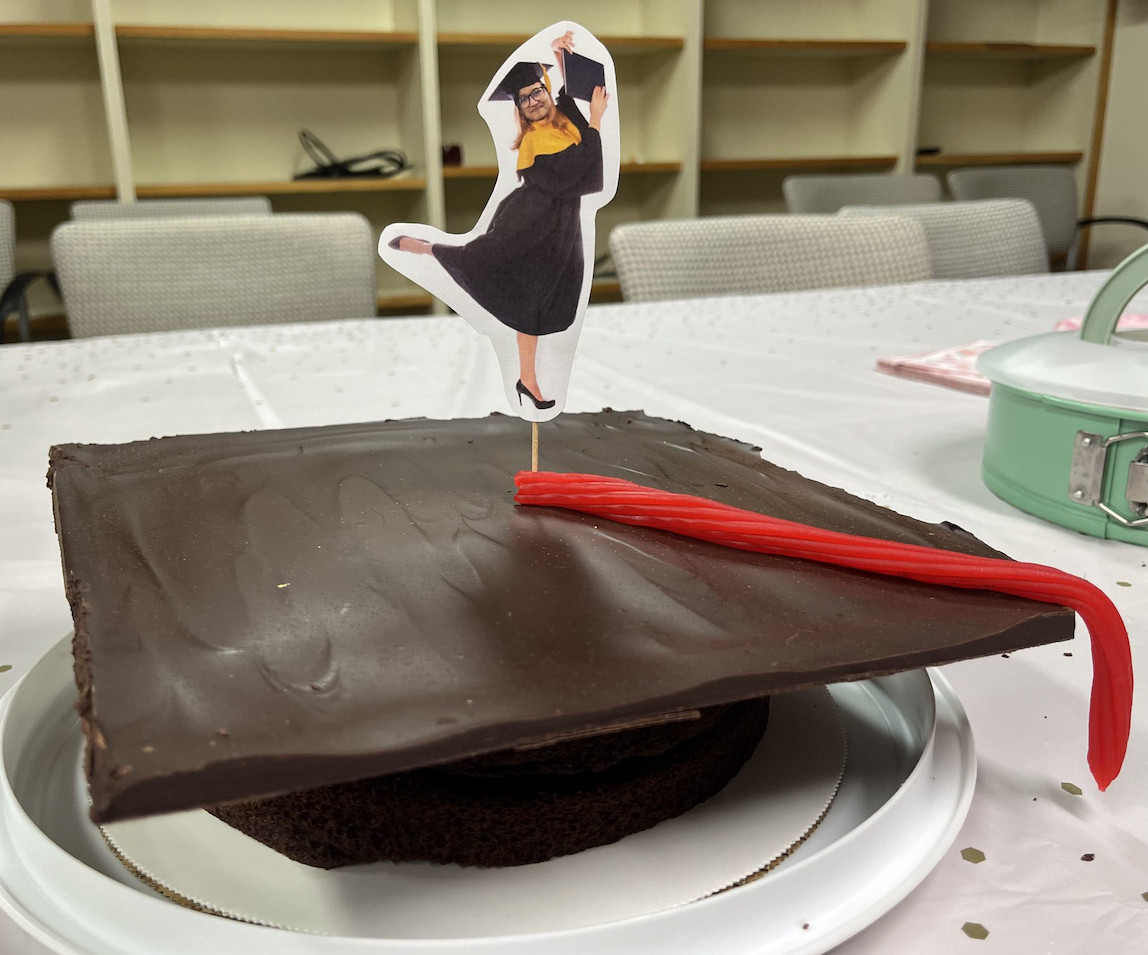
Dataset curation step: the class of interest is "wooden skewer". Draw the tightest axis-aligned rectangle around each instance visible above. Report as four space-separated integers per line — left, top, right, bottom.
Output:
531 421 539 472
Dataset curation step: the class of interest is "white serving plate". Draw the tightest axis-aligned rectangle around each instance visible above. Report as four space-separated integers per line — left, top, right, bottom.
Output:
0 637 975 955
93 686 846 936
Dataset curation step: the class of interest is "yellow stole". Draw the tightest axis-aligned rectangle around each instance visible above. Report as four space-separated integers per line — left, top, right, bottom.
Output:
517 113 582 172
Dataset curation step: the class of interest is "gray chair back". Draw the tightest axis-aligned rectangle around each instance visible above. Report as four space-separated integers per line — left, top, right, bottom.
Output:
70 196 273 220
783 174 941 214
609 215 933 303
51 213 376 338
946 166 1077 256
839 199 1048 279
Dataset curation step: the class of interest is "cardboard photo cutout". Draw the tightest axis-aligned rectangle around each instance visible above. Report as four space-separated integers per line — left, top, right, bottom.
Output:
379 22 620 423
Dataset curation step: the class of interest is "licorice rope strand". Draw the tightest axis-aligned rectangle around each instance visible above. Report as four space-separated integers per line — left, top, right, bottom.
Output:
514 470 1132 790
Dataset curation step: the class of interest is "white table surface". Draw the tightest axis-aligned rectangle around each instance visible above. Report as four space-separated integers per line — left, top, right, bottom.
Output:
1 272 1146 953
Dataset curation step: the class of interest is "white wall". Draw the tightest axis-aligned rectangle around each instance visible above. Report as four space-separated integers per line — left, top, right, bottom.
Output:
1089 0 1148 267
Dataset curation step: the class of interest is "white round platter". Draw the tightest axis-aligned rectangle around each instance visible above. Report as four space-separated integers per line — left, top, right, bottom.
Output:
0 636 975 955
95 686 845 936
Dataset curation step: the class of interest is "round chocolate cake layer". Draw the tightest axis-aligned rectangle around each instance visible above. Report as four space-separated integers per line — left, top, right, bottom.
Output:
447 704 732 777
209 697 770 869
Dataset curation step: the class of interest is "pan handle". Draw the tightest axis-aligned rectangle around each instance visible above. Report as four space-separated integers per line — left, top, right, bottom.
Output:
1079 242 1148 345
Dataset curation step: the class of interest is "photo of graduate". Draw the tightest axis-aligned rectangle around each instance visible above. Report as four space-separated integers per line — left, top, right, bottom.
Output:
380 23 620 422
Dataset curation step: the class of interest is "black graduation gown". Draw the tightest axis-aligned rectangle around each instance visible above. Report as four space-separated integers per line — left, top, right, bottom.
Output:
432 90 603 336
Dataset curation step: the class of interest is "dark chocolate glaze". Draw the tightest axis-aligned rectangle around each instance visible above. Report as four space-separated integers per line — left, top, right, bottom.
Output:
48 411 1072 823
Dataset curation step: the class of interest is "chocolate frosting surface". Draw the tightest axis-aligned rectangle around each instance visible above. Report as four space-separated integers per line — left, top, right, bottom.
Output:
48 411 1073 822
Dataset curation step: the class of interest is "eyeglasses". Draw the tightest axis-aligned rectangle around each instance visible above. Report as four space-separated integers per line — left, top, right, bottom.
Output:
515 85 549 108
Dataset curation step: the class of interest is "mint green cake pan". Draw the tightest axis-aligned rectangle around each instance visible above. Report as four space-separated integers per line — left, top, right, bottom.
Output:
978 244 1148 545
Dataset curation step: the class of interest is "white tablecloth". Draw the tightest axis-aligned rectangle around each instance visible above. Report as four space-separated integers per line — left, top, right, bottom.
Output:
1 272 1145 953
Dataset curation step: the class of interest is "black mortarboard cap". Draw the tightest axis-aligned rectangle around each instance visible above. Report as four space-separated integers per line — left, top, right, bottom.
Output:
488 61 552 102
561 50 606 101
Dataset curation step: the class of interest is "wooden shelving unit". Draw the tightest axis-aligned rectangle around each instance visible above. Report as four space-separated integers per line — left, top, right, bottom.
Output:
135 178 427 198
437 33 684 53
444 161 681 179
0 0 1118 318
916 151 1085 167
0 22 94 38
703 38 907 55
701 157 899 173
0 186 117 202
590 279 623 303
376 282 623 313
377 292 434 313
918 0 1109 202
0 14 113 201
441 166 503 181
113 25 420 47
697 0 921 215
925 41 1095 59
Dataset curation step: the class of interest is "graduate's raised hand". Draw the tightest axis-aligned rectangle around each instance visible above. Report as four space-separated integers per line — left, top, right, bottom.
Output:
551 30 576 56
589 86 609 130
552 29 575 86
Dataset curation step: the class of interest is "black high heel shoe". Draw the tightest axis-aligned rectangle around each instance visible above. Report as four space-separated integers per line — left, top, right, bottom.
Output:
387 236 409 251
516 379 555 410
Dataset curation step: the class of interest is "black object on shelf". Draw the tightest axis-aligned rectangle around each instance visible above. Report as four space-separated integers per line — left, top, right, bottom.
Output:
294 129 410 180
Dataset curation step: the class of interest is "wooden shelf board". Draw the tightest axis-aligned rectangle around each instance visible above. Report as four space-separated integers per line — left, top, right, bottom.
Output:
375 285 621 310
590 279 622 302
916 151 1084 167
442 165 500 180
2 312 69 344
701 156 899 173
114 25 420 48
619 161 681 174
377 292 434 312
704 38 906 56
444 161 681 180
0 22 93 39
135 178 426 198
436 32 683 53
926 41 1096 59
0 185 115 201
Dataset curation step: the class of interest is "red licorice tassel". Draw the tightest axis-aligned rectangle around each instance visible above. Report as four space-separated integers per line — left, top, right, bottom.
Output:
514 470 1133 791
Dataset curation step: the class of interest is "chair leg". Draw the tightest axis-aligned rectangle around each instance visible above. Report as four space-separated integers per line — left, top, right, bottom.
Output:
16 295 31 342
1066 239 1080 273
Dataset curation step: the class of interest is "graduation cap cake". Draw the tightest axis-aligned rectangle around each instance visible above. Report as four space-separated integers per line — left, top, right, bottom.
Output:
49 411 1076 868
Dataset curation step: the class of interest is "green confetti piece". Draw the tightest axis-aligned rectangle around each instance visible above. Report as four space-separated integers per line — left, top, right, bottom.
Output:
1061 782 1083 796
1142 892 1148 902
0 664 11 673
1116 581 1131 587
960 847 986 864
962 922 989 940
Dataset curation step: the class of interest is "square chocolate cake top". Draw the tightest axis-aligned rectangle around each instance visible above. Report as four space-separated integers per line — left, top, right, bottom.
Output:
49 411 1072 822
